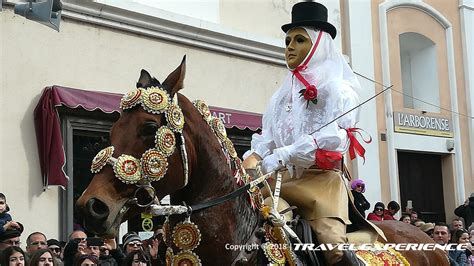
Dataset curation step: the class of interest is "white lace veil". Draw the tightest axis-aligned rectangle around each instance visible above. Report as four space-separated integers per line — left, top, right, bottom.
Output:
265 26 361 150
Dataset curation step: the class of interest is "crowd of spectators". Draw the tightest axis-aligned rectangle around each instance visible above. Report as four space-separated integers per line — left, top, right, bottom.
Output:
0 192 163 265
0 228 162 266
351 180 474 265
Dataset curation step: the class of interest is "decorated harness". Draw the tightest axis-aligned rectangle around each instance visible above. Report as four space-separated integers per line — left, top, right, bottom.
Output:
90 85 298 265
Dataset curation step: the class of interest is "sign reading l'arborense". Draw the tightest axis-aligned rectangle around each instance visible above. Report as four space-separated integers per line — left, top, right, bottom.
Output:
393 112 453 138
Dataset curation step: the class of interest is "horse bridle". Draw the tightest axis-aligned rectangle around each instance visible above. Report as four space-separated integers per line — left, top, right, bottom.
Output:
90 84 272 211
90 86 189 207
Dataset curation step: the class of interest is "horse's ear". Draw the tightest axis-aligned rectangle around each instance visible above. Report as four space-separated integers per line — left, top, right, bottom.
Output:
163 55 186 97
137 69 153 88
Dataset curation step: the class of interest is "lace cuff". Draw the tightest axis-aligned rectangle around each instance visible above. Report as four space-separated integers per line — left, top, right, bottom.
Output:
249 132 275 159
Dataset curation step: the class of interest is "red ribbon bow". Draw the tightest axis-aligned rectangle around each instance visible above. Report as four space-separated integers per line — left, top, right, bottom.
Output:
345 128 372 162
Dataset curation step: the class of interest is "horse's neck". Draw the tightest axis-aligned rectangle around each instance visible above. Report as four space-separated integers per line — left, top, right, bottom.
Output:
170 107 259 260
177 123 237 202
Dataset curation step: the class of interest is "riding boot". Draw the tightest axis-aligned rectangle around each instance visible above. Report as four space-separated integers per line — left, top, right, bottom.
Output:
332 250 364 266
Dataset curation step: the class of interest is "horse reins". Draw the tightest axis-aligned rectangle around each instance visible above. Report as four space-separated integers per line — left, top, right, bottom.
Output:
149 171 274 216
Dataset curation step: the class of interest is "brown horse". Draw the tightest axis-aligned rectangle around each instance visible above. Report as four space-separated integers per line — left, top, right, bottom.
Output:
76 58 449 265
77 57 259 265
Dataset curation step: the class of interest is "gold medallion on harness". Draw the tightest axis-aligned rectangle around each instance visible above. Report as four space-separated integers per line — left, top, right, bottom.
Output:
250 188 264 210
173 250 201 266
113 155 142 184
223 138 237 158
165 247 174 266
120 89 142 110
155 126 176 156
193 100 212 122
263 222 279 243
91 146 114 173
166 104 185 133
141 149 168 182
172 221 201 251
211 117 227 140
142 87 170 114
262 242 286 265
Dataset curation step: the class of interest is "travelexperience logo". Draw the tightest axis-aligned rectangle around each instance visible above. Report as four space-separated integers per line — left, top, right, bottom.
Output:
225 243 470 252
294 243 470 251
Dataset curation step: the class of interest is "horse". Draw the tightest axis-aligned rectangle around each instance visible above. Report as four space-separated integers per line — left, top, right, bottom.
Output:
76 57 450 265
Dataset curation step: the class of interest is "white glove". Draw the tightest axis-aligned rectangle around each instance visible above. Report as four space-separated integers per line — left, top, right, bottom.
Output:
262 135 317 174
261 154 283 174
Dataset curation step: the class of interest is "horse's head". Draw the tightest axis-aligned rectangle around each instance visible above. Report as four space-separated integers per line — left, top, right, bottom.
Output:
76 57 192 236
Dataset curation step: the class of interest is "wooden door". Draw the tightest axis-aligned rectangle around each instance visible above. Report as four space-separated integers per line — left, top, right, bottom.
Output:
397 151 445 222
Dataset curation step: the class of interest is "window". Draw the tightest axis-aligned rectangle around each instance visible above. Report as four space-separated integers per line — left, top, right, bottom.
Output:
399 32 440 112
227 127 256 158
60 109 117 239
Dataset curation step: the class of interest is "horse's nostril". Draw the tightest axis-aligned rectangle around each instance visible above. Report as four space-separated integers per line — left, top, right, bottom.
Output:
86 198 110 220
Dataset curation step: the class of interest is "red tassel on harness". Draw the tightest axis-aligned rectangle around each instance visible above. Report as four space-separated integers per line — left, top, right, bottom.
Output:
345 128 372 162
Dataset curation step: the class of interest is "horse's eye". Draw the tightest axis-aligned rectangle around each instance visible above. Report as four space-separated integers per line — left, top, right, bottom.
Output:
140 122 158 137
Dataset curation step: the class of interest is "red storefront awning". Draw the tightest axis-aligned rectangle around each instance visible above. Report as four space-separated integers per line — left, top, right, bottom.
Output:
34 86 262 188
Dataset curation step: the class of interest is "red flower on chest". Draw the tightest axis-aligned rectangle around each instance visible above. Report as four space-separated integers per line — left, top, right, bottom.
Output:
299 85 318 107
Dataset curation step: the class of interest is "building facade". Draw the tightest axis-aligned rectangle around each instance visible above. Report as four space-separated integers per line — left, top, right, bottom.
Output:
1 0 472 243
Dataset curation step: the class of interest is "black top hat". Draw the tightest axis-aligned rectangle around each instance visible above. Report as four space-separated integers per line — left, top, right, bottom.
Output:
282 1 337 39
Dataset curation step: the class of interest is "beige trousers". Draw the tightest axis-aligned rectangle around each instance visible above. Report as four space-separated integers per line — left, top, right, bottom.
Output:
270 169 350 223
265 169 349 264
308 217 347 265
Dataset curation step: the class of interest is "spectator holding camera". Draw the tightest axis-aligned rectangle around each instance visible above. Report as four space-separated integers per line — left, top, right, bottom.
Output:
99 238 124 266
455 193 474 230
85 237 103 258
143 230 162 266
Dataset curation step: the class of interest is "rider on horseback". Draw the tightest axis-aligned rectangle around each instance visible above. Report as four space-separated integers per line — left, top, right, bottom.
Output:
243 2 368 265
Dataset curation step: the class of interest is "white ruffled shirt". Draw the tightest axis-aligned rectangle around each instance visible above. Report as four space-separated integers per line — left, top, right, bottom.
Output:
244 28 361 177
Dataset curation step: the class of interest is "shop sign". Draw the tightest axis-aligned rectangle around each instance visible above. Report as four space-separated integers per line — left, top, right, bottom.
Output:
393 112 453 138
